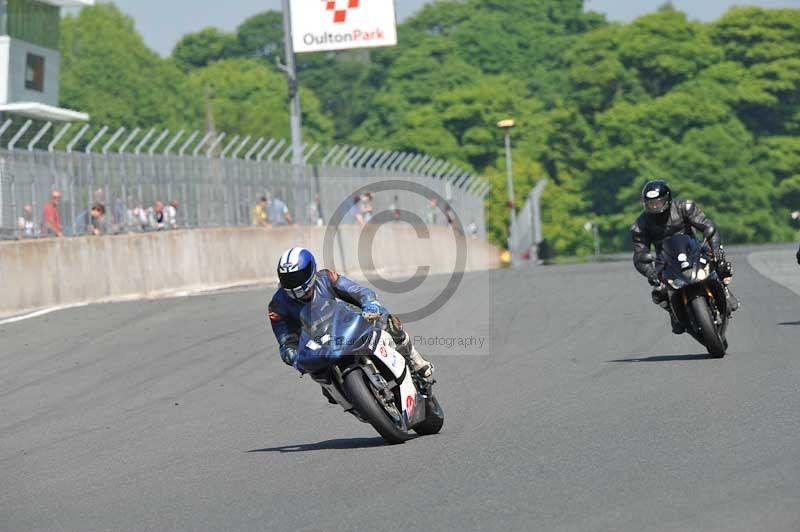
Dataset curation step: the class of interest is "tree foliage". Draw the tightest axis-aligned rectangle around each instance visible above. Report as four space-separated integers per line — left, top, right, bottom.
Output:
60 1 800 253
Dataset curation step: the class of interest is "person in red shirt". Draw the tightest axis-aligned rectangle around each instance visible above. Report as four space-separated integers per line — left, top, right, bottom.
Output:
42 190 63 237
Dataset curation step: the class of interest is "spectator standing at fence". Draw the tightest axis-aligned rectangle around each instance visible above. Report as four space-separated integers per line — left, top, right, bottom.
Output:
42 190 63 237
75 203 109 236
346 195 363 225
252 196 269 227
147 201 167 231
75 203 108 236
166 200 179 230
269 195 293 226
17 205 37 238
127 199 149 232
426 198 439 226
359 192 374 226
390 195 401 221
468 220 479 238
308 194 324 226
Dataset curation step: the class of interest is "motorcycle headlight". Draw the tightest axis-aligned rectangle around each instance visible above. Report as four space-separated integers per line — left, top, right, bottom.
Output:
668 278 686 290
696 266 708 281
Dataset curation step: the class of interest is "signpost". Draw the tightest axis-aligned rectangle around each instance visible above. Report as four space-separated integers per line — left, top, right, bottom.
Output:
281 1 397 220
290 0 398 54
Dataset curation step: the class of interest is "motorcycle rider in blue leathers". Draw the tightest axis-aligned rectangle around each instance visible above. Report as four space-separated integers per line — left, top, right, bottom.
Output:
268 247 434 395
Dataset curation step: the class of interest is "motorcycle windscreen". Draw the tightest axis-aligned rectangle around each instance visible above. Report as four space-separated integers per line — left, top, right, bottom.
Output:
661 234 701 262
295 298 374 373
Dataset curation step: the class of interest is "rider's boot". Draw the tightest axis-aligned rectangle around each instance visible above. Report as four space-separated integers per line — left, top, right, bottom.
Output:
724 284 739 313
321 387 337 405
656 297 685 334
670 313 686 335
396 333 434 384
310 372 338 405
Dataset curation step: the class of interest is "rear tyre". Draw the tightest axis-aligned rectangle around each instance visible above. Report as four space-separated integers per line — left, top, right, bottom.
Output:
690 296 726 358
343 368 410 444
413 394 445 435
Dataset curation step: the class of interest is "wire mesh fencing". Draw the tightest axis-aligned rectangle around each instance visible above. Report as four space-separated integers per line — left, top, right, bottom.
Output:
509 180 547 266
0 119 492 240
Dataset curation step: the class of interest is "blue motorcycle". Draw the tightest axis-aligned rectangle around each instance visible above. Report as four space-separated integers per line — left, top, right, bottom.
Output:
295 298 444 444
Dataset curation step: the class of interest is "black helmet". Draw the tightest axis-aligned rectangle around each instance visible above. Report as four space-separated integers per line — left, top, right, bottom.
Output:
641 180 672 215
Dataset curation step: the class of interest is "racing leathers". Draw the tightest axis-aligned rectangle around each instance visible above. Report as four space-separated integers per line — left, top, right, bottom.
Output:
631 199 738 331
268 269 432 378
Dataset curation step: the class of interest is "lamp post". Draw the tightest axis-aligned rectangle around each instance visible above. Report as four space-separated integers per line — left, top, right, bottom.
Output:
497 118 516 256
497 119 516 215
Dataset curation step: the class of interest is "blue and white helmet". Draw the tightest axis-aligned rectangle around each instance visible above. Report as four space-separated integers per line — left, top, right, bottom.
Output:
277 247 317 301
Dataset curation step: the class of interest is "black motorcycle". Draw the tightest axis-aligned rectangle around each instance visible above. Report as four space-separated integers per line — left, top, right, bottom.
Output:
644 234 730 358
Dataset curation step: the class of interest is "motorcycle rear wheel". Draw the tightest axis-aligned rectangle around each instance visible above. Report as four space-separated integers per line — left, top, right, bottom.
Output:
343 368 410 444
690 296 726 358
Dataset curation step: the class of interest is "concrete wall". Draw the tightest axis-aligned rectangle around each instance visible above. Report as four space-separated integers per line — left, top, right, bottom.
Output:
0 225 499 317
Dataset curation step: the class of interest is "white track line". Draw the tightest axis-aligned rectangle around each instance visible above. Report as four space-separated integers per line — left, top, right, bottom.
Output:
0 303 89 326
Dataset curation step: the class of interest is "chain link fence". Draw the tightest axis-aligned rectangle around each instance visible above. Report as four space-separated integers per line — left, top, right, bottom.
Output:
509 180 547 266
0 119 492 240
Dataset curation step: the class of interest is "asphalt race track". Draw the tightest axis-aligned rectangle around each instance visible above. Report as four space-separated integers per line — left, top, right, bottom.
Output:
2 249 799 532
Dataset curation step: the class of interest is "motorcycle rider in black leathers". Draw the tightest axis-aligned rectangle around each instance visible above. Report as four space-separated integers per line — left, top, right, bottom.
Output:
632 180 739 334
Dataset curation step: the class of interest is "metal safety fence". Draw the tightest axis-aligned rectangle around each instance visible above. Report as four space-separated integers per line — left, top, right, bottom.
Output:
509 180 547 266
0 119 491 240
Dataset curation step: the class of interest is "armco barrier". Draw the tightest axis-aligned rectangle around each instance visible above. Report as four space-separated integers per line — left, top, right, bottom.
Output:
0 226 499 317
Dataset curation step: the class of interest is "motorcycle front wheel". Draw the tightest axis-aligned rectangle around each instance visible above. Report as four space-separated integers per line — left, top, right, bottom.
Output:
343 368 410 444
690 296 726 358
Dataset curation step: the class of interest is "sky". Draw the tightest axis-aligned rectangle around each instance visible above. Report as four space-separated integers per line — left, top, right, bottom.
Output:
80 0 800 56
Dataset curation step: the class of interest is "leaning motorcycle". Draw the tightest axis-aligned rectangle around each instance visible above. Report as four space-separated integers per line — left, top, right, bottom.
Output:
648 234 730 358
294 298 444 444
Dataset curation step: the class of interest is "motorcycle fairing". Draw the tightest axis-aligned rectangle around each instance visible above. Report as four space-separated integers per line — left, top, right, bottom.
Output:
371 331 425 428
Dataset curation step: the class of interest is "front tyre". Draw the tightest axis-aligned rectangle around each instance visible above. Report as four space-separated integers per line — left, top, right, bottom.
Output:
690 296 726 358
343 368 410 444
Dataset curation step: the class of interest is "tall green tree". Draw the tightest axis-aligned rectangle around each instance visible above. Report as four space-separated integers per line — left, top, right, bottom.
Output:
59 3 201 131
172 28 242 72
187 59 334 144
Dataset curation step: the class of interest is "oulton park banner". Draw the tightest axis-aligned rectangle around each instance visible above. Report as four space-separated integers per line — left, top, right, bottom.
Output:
290 0 398 53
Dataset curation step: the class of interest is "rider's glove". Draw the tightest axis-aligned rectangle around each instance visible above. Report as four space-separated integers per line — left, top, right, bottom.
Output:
280 346 298 367
647 273 661 287
361 302 385 322
718 259 733 279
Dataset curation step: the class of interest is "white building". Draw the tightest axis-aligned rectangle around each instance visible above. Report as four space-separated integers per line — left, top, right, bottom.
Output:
0 0 93 122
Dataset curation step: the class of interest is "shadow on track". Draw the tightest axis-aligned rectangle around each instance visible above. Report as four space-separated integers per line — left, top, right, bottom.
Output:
778 321 800 326
247 437 387 453
608 354 717 363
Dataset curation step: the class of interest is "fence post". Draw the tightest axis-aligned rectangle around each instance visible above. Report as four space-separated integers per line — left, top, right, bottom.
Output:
257 139 276 162
28 122 52 152
303 144 319 164
8 120 32 150
48 123 71 153
267 139 285 162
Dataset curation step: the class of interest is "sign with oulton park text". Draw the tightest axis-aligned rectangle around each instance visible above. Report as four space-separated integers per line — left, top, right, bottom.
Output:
290 0 398 53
